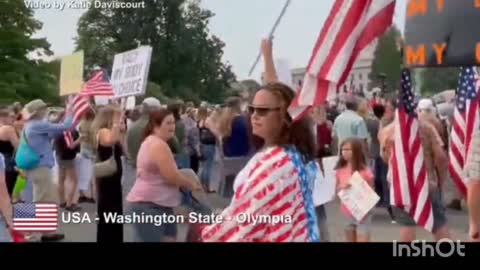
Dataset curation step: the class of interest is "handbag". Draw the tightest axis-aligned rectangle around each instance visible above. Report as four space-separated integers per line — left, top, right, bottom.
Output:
15 130 40 170
93 132 117 178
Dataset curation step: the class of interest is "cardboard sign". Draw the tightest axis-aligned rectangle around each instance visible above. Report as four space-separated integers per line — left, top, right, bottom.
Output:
404 0 480 67
59 51 84 96
111 46 152 98
338 171 380 221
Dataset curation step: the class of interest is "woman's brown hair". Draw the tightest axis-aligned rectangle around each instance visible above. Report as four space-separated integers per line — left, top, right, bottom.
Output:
251 82 316 162
334 138 367 172
143 109 174 142
197 107 208 122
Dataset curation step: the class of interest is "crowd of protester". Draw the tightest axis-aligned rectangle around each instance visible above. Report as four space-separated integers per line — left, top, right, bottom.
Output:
0 39 479 242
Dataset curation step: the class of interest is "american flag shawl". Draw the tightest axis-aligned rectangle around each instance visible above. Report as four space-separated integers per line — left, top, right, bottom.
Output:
449 67 480 196
201 146 320 242
288 0 395 121
389 69 434 232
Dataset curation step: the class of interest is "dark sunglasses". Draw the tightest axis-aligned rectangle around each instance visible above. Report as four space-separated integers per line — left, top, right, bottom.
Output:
248 105 281 116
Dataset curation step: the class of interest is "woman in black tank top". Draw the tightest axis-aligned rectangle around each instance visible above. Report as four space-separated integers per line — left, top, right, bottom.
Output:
0 113 19 197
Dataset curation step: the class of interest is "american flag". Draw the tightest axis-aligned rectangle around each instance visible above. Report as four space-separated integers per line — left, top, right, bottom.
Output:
13 203 58 232
64 70 114 148
288 0 395 120
390 69 433 232
449 67 480 196
81 70 115 97
201 147 313 242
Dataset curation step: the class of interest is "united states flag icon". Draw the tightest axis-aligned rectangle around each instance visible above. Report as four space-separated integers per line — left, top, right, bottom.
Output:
13 203 58 232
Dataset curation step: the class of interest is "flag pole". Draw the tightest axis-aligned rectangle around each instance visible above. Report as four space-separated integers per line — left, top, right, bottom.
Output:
247 0 292 77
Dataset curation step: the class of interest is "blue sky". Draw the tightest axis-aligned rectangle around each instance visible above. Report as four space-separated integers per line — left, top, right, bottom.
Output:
33 0 407 80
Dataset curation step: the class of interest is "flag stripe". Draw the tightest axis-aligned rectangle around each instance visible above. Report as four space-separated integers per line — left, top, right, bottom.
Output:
390 69 433 232
289 0 394 121
448 67 479 197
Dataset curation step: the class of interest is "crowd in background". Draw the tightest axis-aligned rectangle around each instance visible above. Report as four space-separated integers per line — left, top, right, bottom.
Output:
1 39 479 242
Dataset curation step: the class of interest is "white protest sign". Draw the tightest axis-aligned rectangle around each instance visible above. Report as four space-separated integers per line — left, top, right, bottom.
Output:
338 171 379 222
111 46 152 98
313 158 337 206
126 96 136 110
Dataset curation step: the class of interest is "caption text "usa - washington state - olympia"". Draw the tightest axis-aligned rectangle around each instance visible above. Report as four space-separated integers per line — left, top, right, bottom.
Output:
62 212 293 227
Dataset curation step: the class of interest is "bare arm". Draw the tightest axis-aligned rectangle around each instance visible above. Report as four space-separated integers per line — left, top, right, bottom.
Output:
261 39 278 84
0 160 12 228
152 141 201 190
6 126 19 149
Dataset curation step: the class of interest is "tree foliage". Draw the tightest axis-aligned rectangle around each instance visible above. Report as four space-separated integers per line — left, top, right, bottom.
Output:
419 67 460 96
0 0 59 105
369 25 402 93
75 0 236 104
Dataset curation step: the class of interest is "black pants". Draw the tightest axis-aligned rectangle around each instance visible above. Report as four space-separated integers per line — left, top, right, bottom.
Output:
190 154 199 173
374 157 394 220
5 170 18 197
96 174 123 243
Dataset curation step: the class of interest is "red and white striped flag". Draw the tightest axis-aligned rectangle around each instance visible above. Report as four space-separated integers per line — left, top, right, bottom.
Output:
81 70 115 97
449 67 480 196
64 70 114 148
288 0 395 120
390 69 433 232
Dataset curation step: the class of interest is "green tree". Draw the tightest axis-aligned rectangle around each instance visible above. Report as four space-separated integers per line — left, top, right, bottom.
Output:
0 0 59 105
75 0 235 103
418 67 460 96
369 25 402 93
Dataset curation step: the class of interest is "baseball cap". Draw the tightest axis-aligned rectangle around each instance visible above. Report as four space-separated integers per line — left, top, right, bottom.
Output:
417 98 434 111
142 97 161 108
22 99 48 120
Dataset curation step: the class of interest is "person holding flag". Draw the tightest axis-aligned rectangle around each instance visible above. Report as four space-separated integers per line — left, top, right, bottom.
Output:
16 99 74 242
459 67 480 241
387 69 451 242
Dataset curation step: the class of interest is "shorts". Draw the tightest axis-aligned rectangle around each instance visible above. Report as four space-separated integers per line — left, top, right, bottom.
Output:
392 188 447 233
57 159 75 168
343 212 373 235
27 167 59 204
129 202 178 242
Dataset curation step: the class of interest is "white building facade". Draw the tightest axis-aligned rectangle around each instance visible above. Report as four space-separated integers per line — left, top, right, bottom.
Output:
290 41 378 97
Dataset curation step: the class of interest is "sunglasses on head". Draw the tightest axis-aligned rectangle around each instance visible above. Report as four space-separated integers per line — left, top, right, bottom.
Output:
247 105 281 116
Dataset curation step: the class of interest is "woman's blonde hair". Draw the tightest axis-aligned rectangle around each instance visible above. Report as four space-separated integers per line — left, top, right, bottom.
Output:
218 107 236 138
90 105 122 148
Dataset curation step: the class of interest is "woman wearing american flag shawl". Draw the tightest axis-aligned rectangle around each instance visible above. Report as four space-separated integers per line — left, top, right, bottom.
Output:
201 40 320 242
